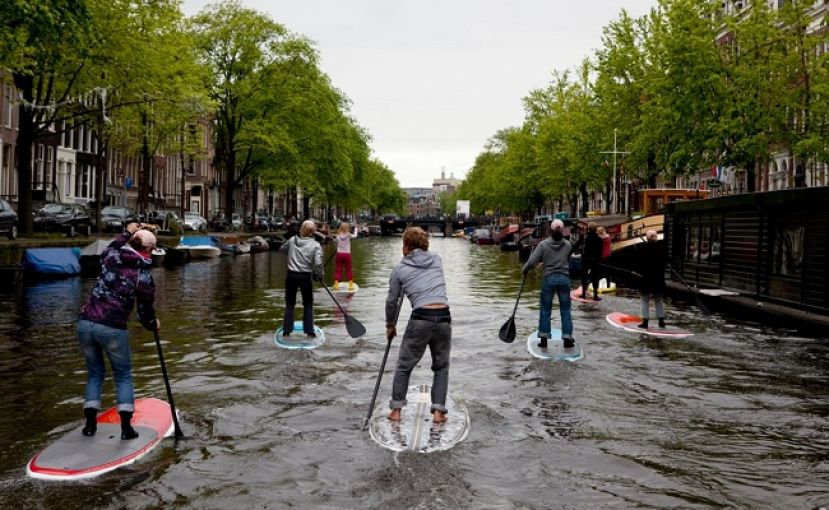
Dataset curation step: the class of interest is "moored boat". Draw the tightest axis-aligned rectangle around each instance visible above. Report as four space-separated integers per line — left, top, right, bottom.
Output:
246 235 270 252
151 247 166 266
177 236 221 259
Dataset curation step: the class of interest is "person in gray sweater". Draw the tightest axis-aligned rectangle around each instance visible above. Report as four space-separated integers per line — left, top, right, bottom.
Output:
279 220 323 337
522 219 575 349
385 227 451 423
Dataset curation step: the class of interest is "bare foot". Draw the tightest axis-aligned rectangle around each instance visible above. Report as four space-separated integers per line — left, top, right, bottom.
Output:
432 410 448 423
387 408 401 421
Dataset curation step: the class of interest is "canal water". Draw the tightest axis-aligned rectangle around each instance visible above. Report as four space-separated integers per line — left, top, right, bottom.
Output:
0 236 827 509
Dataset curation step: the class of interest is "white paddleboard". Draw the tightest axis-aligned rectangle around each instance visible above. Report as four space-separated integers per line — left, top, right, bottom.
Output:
606 312 694 338
368 384 470 453
527 329 584 362
26 397 175 481
274 324 325 349
330 282 359 294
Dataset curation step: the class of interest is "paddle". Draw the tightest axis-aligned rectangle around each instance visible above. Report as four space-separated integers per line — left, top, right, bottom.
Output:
633 235 712 317
667 264 712 317
152 329 184 439
362 296 403 431
499 272 527 343
318 279 367 338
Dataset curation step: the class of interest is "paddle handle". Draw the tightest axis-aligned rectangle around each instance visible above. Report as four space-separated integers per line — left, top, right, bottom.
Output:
362 296 403 431
153 329 184 439
511 274 527 317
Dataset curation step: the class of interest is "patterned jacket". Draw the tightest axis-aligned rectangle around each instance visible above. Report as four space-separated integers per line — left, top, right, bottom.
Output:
79 232 157 330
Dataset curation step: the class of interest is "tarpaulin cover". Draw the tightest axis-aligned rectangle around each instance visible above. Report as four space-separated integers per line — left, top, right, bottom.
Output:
24 248 81 275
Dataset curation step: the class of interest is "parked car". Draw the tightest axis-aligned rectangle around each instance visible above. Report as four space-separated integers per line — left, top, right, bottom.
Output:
208 213 231 232
33 203 91 236
183 212 208 232
148 209 181 233
245 213 270 232
99 206 138 233
0 198 18 240
231 213 243 230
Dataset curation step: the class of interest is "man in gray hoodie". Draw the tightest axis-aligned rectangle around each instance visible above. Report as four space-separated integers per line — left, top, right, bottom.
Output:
279 220 324 337
386 227 451 423
522 219 575 349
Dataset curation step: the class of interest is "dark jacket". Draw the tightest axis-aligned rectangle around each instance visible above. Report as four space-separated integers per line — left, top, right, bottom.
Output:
582 231 604 262
638 241 666 293
79 232 157 330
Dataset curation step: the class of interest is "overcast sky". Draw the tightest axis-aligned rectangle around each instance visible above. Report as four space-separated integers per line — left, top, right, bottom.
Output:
182 0 656 187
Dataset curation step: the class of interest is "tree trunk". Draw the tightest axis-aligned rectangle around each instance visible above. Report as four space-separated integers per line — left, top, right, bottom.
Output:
13 74 35 234
579 183 589 218
139 112 151 214
94 146 106 233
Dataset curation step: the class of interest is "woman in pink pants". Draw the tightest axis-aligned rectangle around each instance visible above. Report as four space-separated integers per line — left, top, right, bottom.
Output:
333 222 359 290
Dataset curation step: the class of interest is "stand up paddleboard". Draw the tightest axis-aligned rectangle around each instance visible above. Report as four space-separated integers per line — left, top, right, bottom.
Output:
27 398 175 481
527 329 584 362
588 278 617 294
330 282 359 294
273 324 325 349
368 384 470 453
570 289 602 304
606 312 694 338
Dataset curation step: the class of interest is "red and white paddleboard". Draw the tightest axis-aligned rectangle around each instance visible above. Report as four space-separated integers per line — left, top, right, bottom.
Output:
570 289 602 304
27 397 175 481
606 312 694 339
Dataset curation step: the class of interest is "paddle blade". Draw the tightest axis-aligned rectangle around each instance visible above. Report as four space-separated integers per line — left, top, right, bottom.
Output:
498 317 517 343
345 314 367 338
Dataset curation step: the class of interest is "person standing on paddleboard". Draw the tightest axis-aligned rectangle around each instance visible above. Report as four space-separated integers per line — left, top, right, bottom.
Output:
78 221 160 440
522 219 576 349
637 230 667 329
575 222 603 301
333 222 358 291
280 220 324 337
386 227 451 424
597 226 612 286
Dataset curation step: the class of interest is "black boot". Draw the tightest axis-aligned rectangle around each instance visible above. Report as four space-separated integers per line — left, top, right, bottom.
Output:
638 319 649 329
537 333 549 348
82 407 98 437
119 411 139 440
658 318 666 329
563 336 575 349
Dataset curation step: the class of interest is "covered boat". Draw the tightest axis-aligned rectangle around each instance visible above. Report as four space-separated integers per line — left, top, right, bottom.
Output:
246 235 269 253
79 239 115 274
24 247 81 276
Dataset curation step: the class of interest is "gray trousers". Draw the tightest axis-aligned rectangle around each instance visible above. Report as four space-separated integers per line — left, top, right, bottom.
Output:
390 319 451 413
640 292 664 320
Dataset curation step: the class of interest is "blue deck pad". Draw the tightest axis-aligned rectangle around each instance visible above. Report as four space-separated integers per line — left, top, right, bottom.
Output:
273 325 325 349
527 329 584 362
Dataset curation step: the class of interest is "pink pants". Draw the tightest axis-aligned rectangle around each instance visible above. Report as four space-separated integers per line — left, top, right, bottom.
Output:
334 252 353 281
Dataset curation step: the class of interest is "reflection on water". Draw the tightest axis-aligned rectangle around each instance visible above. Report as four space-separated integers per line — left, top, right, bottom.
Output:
0 236 827 508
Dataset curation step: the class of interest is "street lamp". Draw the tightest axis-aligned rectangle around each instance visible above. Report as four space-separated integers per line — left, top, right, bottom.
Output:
600 128 629 214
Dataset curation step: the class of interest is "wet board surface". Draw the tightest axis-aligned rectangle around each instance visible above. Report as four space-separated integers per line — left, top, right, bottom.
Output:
330 282 359 294
606 312 694 339
570 289 603 304
527 329 584 362
368 384 470 453
27 398 174 481
274 325 325 349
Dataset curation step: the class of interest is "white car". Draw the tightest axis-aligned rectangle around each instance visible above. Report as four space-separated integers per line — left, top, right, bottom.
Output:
184 212 207 232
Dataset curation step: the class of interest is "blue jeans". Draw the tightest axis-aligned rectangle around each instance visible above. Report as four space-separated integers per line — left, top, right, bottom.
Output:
77 320 135 412
539 273 573 339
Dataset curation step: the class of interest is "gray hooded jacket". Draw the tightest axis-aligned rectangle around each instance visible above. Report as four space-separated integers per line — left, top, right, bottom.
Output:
522 237 572 277
280 235 323 278
385 249 449 325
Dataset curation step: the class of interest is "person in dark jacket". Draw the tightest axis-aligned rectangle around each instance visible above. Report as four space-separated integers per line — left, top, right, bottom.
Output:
578 222 604 301
386 227 451 423
638 229 666 328
522 219 575 348
78 222 159 440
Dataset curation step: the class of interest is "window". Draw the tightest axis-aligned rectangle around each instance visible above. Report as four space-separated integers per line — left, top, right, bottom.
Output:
773 226 804 276
65 162 73 197
5 85 13 127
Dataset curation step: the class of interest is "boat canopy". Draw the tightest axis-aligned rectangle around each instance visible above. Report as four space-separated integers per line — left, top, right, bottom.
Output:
24 248 81 275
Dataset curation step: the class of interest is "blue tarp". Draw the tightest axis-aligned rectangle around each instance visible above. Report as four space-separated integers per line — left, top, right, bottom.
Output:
24 247 81 275
178 236 217 247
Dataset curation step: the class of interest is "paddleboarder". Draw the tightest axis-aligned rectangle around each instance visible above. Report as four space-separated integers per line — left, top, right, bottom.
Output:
597 226 612 286
637 229 667 329
385 227 451 424
77 222 160 440
522 219 575 349
280 220 324 337
333 222 359 291
575 222 603 301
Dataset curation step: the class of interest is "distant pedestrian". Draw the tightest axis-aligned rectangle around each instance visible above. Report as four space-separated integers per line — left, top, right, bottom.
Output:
522 219 575 349
77 222 159 440
386 227 451 424
280 220 323 337
333 222 359 291
637 230 666 328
